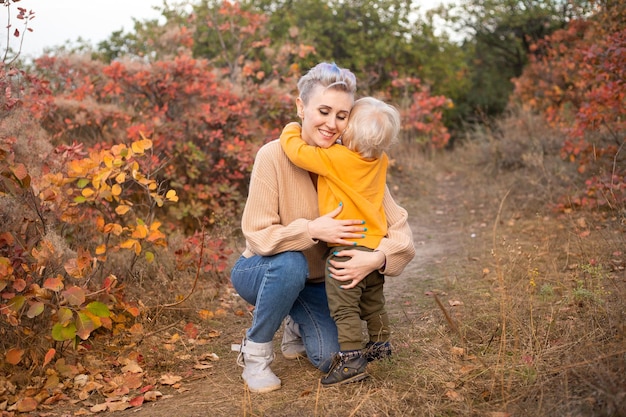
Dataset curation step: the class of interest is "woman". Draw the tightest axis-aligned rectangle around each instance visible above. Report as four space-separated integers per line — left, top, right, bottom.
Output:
230 62 415 393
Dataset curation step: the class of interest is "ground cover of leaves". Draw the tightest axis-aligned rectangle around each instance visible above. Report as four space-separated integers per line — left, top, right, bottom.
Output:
2 141 625 417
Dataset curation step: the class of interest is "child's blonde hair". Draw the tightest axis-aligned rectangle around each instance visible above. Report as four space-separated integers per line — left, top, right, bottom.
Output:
342 97 400 159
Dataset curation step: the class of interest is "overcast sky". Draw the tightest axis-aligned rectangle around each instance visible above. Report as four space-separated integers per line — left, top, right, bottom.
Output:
7 1 447 59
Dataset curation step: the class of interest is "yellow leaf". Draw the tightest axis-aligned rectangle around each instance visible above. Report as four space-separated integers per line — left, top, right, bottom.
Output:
81 188 95 198
131 140 147 154
120 239 142 256
95 244 107 255
111 184 122 196
166 189 179 202
131 224 148 239
103 154 114 168
115 172 126 183
115 205 130 215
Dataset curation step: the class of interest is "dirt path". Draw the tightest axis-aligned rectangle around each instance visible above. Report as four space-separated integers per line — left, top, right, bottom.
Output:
107 167 481 417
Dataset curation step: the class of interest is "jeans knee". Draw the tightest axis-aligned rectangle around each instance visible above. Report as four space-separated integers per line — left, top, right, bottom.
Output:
274 251 308 289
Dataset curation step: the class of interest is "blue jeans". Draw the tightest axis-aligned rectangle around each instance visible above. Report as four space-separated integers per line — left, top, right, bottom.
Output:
230 251 339 372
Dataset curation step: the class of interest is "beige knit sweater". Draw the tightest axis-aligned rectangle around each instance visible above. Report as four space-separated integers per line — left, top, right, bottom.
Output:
241 140 415 282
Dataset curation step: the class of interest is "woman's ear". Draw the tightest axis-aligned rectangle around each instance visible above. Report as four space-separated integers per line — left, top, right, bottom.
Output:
296 97 304 118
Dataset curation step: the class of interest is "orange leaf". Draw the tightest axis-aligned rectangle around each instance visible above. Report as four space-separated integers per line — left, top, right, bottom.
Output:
6 348 25 365
43 275 64 292
43 348 56 368
12 278 27 292
184 322 199 339
16 397 38 413
62 286 86 306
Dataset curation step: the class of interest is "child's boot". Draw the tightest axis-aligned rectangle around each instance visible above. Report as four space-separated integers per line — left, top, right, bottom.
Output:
321 350 368 386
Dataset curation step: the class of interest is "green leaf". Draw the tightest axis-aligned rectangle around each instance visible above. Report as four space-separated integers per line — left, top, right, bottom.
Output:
57 307 73 325
51 322 77 341
86 301 110 317
26 301 45 318
73 196 87 203
7 295 25 313
76 178 90 188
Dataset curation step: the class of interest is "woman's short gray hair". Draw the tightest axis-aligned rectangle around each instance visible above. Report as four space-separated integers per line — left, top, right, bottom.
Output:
297 62 357 104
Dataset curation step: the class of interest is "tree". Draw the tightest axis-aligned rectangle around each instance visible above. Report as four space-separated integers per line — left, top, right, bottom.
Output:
434 0 593 121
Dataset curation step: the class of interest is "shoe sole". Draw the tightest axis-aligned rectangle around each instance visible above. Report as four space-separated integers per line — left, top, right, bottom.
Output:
244 382 281 393
282 351 307 360
321 372 369 387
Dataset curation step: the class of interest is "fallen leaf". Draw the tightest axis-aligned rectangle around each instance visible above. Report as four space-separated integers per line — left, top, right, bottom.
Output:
43 348 56 368
90 403 108 413
107 400 131 412
129 395 144 407
121 360 143 373
193 363 213 370
448 299 464 306
5 348 24 365
450 346 465 357
143 390 162 402
184 322 199 339
16 397 38 412
140 384 154 393
198 309 214 320
200 352 219 362
160 373 182 385
445 389 463 401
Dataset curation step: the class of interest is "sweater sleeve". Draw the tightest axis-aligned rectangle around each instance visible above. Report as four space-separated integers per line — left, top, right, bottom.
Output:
241 142 320 256
375 186 416 276
279 122 332 176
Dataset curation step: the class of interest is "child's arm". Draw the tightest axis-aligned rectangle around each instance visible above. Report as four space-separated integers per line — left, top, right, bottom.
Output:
279 122 333 175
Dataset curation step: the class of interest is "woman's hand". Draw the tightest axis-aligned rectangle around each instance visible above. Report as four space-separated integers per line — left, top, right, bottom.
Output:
328 249 386 289
307 204 366 246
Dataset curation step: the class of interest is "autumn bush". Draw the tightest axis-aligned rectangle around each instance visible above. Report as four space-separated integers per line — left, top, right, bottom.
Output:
512 2 626 213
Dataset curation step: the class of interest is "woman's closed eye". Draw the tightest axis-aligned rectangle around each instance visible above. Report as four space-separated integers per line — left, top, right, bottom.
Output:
320 109 348 122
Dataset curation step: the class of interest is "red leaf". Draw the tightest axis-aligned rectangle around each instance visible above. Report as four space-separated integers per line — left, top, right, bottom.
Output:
184 322 199 339
129 395 144 407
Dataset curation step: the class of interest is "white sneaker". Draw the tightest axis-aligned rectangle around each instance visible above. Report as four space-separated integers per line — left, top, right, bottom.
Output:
281 316 307 360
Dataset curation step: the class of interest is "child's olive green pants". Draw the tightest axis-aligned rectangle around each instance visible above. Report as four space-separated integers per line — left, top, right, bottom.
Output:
326 245 390 351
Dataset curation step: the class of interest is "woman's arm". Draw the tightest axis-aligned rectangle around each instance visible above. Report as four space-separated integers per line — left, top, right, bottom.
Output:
328 186 415 287
242 142 366 256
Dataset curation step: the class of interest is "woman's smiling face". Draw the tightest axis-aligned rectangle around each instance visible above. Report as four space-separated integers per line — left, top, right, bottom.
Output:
296 85 354 149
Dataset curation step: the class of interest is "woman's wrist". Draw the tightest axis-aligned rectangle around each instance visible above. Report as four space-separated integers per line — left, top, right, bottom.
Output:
375 250 386 272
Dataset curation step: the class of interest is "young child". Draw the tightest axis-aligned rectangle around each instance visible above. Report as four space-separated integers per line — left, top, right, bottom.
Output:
280 96 401 386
